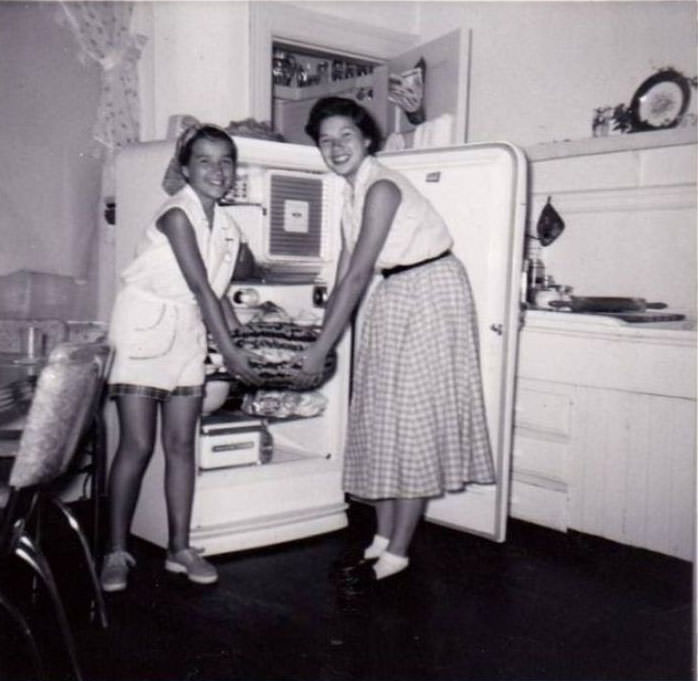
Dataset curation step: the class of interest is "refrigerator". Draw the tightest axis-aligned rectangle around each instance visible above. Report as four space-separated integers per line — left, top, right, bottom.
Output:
111 135 527 556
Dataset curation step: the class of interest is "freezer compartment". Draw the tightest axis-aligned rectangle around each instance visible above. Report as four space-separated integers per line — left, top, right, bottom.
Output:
131 441 347 555
191 462 346 555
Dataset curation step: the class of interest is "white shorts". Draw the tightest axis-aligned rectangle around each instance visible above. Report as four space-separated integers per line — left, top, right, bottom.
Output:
108 286 207 399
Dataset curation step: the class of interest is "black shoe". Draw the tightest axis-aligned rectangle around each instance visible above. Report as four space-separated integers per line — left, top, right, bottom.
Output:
336 561 377 598
328 547 377 582
337 562 412 600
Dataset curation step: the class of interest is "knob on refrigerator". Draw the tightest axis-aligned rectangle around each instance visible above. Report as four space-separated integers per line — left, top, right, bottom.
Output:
232 288 261 306
313 285 328 308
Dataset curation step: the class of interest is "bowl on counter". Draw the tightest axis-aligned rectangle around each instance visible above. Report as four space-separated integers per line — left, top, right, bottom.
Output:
202 376 231 415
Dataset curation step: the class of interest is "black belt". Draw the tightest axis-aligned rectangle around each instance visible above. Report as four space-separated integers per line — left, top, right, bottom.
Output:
381 250 451 278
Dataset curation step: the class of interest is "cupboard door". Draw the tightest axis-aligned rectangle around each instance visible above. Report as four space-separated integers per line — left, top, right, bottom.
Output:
385 28 470 143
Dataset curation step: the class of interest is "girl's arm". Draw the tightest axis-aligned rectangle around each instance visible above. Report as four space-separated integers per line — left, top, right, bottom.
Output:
221 293 242 332
308 179 401 359
157 208 260 383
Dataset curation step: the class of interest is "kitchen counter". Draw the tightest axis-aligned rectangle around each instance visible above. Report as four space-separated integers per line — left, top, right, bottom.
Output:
511 308 696 560
525 308 696 337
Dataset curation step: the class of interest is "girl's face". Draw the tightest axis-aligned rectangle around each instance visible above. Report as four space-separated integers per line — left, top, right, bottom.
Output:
182 137 236 207
317 115 371 182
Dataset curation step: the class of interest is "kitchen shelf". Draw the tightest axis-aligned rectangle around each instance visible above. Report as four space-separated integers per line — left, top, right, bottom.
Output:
525 126 697 161
274 73 375 102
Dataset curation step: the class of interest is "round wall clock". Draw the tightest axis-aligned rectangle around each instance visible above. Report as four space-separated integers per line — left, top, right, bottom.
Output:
629 68 691 132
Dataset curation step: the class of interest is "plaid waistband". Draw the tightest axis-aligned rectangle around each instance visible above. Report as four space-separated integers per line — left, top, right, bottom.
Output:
109 383 204 401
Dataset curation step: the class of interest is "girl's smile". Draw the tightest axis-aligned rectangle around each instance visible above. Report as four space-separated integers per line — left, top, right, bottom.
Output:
317 115 371 183
182 137 236 210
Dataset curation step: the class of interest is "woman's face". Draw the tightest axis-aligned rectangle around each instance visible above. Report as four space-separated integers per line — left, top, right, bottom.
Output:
182 137 236 207
317 115 371 182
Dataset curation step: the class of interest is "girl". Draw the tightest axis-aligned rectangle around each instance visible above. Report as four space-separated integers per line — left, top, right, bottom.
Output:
101 125 259 592
298 97 495 592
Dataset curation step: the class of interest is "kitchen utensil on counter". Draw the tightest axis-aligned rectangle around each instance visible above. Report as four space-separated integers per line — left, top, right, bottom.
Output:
548 296 668 313
534 282 573 308
599 311 686 323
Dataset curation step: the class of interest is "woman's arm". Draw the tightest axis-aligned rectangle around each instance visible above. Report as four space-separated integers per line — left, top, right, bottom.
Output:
157 208 259 383
321 228 351 320
310 179 401 358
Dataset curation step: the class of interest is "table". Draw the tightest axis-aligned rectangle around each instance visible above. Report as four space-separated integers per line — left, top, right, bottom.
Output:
0 353 45 431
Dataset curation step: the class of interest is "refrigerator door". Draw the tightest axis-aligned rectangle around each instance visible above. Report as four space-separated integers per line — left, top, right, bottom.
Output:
378 143 527 542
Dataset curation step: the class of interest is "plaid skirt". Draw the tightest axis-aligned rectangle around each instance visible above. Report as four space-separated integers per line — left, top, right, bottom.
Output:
342 254 495 499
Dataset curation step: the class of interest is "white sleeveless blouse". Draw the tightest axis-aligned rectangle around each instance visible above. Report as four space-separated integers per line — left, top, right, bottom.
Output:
120 184 242 305
340 156 453 270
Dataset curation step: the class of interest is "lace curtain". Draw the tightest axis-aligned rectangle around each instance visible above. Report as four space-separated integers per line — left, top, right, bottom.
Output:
56 1 146 165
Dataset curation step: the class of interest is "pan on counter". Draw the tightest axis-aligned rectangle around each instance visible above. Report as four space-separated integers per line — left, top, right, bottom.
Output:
548 296 667 313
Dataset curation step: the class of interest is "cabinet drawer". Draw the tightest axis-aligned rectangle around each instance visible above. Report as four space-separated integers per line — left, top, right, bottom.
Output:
510 479 568 531
513 433 568 483
514 383 573 437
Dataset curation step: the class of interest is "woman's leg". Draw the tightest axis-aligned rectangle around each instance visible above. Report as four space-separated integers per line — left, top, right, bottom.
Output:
387 497 427 557
374 499 396 539
368 497 427 580
107 395 159 551
160 394 202 552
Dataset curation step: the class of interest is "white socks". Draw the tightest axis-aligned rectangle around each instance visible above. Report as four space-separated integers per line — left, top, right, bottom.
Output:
363 535 410 579
363 534 389 560
373 551 409 580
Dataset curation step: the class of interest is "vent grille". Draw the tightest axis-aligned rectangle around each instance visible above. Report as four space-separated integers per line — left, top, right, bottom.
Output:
268 174 324 259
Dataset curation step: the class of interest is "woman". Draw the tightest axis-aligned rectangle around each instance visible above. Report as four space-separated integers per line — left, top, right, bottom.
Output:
297 97 495 592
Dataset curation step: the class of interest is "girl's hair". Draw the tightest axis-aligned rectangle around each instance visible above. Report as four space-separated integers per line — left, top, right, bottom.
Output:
304 97 383 155
176 124 238 166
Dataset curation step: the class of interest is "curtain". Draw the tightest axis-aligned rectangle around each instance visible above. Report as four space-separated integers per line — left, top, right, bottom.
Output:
56 1 146 167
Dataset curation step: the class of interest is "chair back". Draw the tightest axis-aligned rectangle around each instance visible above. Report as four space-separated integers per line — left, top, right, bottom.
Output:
8 341 113 489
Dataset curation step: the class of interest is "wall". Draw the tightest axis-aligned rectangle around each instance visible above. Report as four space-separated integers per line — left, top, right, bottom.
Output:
138 1 698 148
0 2 102 320
136 1 251 140
416 1 697 147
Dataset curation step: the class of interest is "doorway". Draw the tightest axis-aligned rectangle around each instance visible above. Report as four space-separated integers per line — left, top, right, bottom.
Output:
271 42 383 145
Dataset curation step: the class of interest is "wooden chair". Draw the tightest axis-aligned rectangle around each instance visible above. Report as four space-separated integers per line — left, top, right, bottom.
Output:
0 341 112 681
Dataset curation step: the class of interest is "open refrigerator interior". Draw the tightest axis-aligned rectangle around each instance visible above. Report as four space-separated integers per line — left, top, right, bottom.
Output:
112 138 352 555
111 135 527 557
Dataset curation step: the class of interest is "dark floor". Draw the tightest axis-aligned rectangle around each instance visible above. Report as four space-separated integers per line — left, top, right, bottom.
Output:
1 499 694 681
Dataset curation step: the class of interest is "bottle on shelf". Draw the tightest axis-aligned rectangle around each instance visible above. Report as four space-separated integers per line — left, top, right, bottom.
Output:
526 256 546 306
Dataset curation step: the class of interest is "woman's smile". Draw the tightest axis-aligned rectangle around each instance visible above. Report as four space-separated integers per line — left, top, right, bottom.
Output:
317 115 371 183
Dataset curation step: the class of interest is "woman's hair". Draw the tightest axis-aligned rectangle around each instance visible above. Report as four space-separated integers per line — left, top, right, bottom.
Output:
304 97 383 155
176 124 238 166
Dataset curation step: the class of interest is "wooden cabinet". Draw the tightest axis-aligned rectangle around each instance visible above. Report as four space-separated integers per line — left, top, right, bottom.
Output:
509 132 697 561
510 312 696 561
510 379 573 532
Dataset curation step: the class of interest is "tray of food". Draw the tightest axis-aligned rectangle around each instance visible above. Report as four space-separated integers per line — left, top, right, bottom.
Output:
210 322 336 390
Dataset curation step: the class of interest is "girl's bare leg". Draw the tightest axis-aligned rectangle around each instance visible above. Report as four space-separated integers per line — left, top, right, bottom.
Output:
107 395 159 551
160 394 203 552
